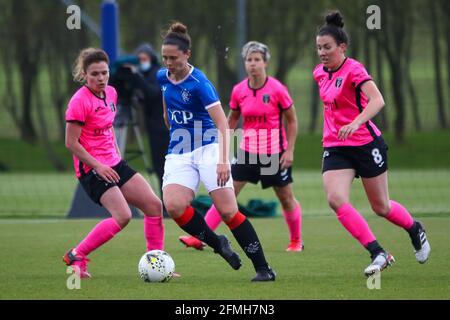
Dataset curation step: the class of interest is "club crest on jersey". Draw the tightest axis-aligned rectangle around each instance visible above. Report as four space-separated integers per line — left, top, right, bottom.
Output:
109 102 116 112
181 88 192 103
335 77 343 88
262 94 270 104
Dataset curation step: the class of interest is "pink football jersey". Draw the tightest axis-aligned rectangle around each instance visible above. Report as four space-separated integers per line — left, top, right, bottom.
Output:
65 85 121 177
230 76 293 154
313 57 381 147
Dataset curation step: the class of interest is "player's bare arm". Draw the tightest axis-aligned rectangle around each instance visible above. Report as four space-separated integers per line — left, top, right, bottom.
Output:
281 106 298 170
208 104 231 187
65 122 120 183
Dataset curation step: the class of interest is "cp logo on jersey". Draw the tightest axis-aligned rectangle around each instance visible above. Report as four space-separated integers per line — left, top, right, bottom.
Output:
335 77 343 88
170 110 193 124
262 94 270 104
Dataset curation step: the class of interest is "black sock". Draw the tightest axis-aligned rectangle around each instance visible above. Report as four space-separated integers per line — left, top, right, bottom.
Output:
176 207 221 251
407 221 419 237
407 221 422 249
366 240 385 259
229 217 269 271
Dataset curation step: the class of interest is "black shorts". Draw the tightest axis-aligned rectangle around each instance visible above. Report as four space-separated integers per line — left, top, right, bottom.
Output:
322 136 388 178
231 150 293 189
79 160 137 205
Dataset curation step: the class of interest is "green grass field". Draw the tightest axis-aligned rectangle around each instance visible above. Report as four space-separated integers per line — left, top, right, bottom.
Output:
1 9 449 302
0 168 449 299
0 215 449 300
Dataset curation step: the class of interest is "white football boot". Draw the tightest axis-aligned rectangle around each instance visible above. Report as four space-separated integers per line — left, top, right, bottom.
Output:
364 251 395 277
410 221 431 264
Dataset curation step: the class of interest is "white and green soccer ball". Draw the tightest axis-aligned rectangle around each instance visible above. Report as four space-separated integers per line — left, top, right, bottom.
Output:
138 250 175 283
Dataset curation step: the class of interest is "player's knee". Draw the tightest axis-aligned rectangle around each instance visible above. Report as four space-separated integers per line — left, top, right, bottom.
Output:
217 204 239 221
163 199 188 218
144 198 163 216
371 202 390 217
115 213 132 228
327 193 347 211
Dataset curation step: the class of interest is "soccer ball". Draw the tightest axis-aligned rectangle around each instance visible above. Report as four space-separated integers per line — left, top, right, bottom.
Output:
138 250 175 283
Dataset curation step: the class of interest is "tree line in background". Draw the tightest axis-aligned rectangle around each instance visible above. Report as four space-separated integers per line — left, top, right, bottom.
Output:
0 0 449 171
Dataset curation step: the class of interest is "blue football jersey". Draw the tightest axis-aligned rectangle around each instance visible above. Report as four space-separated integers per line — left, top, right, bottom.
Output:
157 65 220 154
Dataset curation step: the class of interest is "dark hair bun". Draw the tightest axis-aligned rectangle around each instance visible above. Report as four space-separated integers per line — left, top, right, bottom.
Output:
163 21 191 51
169 22 187 34
326 11 344 28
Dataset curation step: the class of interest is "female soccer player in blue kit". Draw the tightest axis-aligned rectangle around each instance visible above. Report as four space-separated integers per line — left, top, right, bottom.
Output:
157 22 275 281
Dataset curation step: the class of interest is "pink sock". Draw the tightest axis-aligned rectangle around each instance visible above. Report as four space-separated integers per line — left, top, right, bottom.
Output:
336 203 376 248
385 200 414 230
75 218 122 257
204 205 222 231
144 215 165 251
282 203 302 242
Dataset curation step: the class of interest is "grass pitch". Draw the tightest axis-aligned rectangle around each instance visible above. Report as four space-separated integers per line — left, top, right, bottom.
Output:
0 214 449 300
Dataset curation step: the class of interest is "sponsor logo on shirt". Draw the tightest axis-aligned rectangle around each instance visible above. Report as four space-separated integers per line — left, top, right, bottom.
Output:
94 102 116 113
244 114 268 123
324 101 336 111
169 110 194 124
93 125 112 136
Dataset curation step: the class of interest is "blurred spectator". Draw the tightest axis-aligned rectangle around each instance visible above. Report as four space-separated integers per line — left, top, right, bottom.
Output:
134 43 170 195
109 44 169 197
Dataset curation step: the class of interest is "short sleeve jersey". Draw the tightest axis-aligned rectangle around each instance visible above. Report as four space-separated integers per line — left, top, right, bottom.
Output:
157 65 220 154
65 85 121 177
313 57 381 147
229 76 293 154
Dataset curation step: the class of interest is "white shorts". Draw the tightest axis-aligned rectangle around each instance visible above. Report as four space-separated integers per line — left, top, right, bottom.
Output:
162 143 234 194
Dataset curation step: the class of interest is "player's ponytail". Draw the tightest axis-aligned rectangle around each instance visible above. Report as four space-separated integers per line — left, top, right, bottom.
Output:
162 21 191 52
326 11 345 28
168 22 188 35
317 10 349 45
72 48 109 84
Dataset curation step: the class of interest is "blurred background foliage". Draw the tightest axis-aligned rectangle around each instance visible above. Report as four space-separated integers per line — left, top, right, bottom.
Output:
0 0 449 172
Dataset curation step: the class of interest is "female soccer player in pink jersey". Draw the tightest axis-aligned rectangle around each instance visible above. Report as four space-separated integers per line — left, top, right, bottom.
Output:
314 12 430 276
62 48 164 278
179 41 303 252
